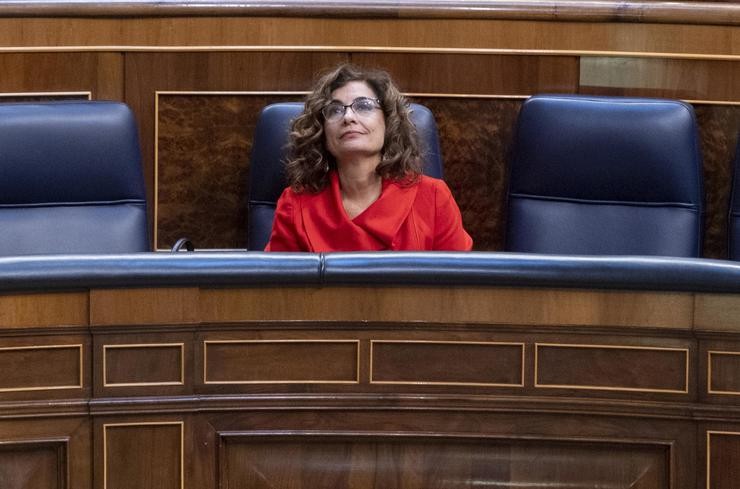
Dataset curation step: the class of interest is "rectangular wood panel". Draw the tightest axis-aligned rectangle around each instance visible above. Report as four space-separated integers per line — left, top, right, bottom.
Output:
371 340 524 386
204 340 359 384
708 351 740 395
0 441 65 489
0 344 82 392
695 294 740 332
708 431 740 489
0 52 123 100
580 57 739 102
200 286 694 328
536 343 689 393
104 344 184 387
104 422 183 489
155 93 298 249
0 17 735 56
220 434 668 488
0 292 87 329
90 288 199 326
352 53 579 95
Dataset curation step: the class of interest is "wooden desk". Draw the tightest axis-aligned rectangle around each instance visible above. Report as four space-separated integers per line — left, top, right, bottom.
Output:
2 253 740 488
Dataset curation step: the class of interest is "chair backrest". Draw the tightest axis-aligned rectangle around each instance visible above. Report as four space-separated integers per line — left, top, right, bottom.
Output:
0 101 149 255
729 137 740 260
505 94 703 257
247 102 444 250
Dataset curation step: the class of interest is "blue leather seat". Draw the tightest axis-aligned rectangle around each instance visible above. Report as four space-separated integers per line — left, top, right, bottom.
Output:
505 94 703 257
728 138 740 260
0 101 149 255
247 102 444 250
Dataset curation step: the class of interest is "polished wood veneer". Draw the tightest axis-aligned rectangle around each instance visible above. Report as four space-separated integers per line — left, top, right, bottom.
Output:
1 279 740 487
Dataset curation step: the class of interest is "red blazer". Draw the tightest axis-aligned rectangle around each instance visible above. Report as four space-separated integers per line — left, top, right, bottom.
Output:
265 172 473 252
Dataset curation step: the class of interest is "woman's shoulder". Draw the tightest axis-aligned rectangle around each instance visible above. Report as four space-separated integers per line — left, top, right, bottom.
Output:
416 174 453 195
279 185 316 199
278 184 332 209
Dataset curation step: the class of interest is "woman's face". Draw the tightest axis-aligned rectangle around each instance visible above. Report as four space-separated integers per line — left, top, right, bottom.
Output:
323 81 386 165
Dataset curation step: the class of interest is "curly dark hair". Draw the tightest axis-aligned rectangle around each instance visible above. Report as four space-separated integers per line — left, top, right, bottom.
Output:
285 64 422 193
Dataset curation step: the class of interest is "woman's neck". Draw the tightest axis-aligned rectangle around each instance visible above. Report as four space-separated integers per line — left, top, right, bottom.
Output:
337 159 383 219
337 157 382 196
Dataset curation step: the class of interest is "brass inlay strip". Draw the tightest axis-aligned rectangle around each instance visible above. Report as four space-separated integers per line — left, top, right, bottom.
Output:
203 339 360 384
0 344 83 393
0 45 737 61
153 91 161 251
0 91 92 99
707 350 740 396
103 343 185 387
369 340 525 387
103 422 184 489
535 343 689 394
707 430 740 489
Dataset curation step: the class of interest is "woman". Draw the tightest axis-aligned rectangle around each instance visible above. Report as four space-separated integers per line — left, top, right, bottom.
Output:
265 64 472 252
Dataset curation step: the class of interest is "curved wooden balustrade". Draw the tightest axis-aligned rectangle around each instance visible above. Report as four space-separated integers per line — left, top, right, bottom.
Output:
0 1 737 25
1 252 740 488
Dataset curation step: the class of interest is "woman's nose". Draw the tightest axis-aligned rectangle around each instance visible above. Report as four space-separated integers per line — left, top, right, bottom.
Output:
342 107 358 123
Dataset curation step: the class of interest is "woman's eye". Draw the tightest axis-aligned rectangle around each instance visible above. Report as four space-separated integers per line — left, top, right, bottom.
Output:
326 105 343 117
354 101 374 112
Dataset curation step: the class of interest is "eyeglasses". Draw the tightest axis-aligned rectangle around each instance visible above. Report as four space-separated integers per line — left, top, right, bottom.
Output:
321 97 381 122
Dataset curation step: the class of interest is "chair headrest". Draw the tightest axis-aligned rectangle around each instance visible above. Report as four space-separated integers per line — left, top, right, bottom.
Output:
0 101 145 205
510 94 702 203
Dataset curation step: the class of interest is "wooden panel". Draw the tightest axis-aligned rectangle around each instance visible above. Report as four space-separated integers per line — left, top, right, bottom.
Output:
0 292 87 329
0 18 735 57
220 434 668 488
0 418 91 489
580 57 740 101
536 343 689 393
352 53 579 94
90 288 199 327
709 351 740 395
0 440 65 489
94 332 193 398
0 344 82 393
104 344 184 387
696 105 740 259
204 340 359 383
0 52 123 100
708 431 740 489
695 294 740 332
371 341 523 386
156 94 292 249
104 422 182 489
0 93 89 103
200 286 694 328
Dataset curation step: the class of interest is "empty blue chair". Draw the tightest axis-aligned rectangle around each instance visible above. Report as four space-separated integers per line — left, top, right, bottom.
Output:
728 137 740 260
247 102 444 251
0 101 149 255
505 94 703 257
